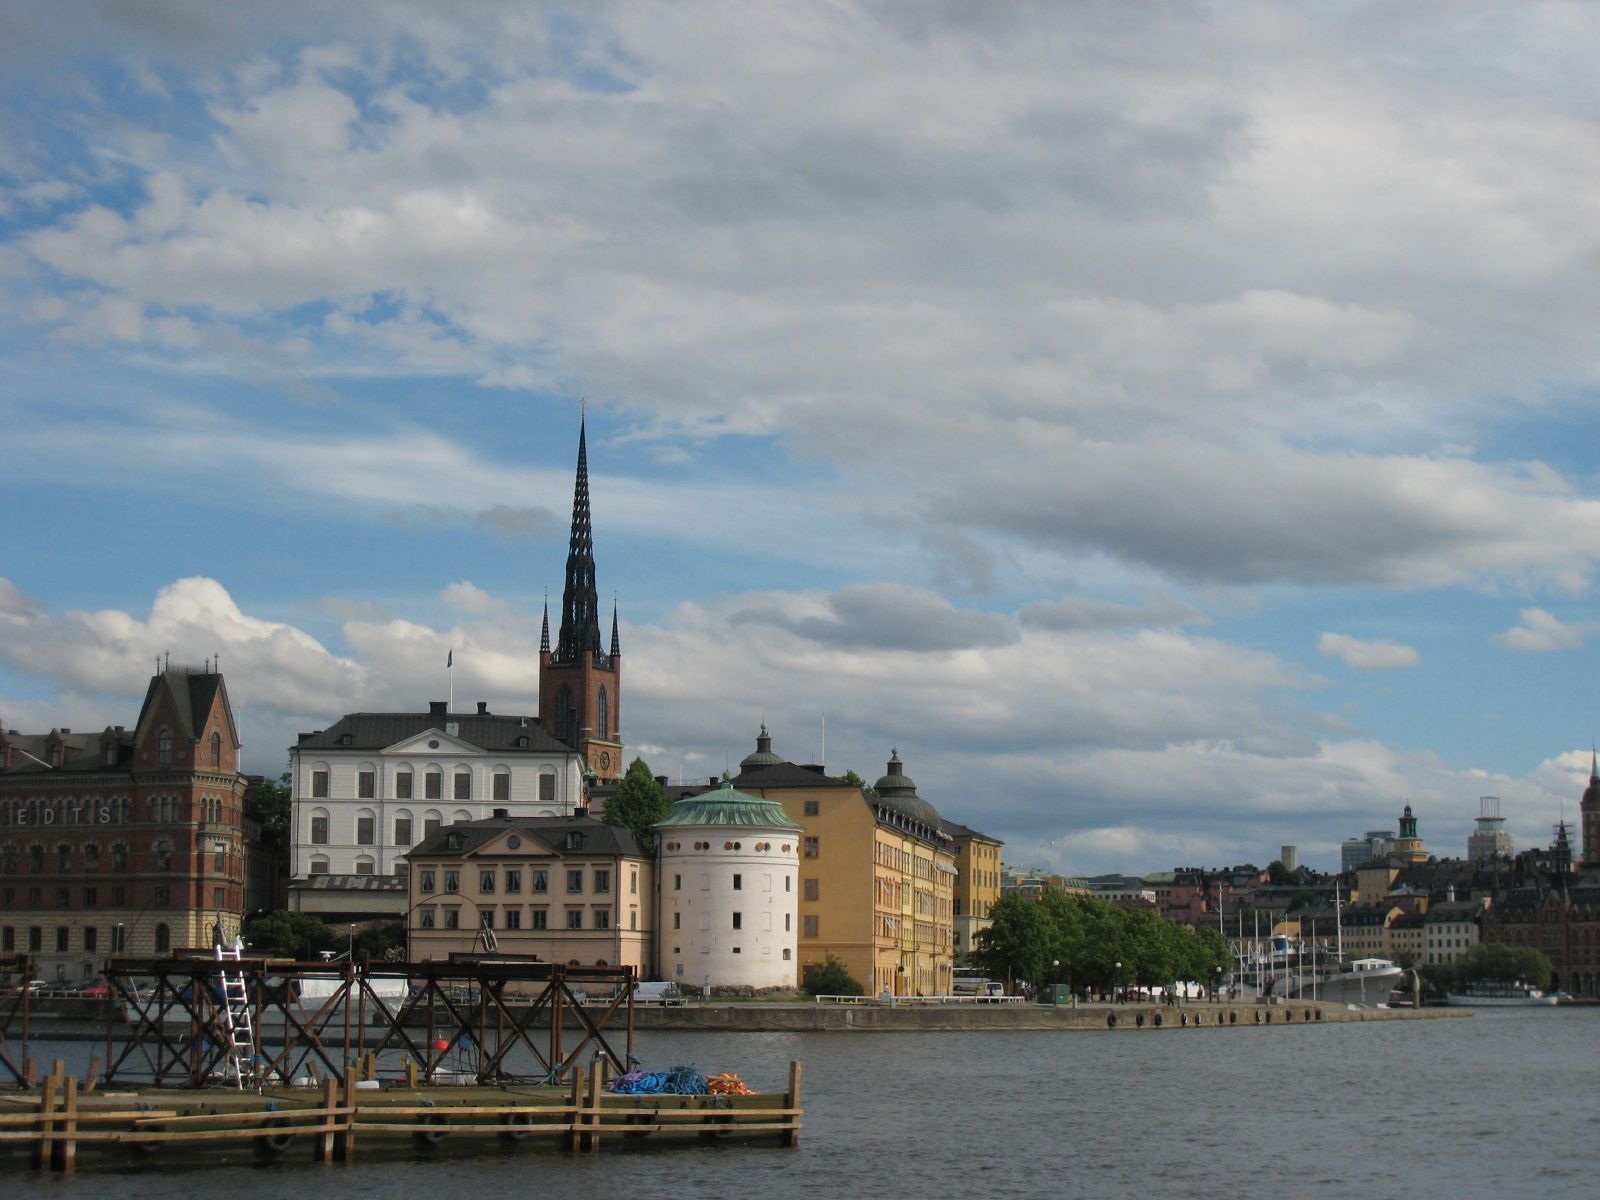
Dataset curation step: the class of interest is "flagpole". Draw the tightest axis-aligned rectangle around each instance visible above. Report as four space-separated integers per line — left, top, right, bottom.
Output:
448 646 454 713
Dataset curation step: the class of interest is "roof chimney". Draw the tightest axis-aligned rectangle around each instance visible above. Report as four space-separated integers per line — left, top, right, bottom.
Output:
429 701 446 718
493 808 508 820
477 701 489 715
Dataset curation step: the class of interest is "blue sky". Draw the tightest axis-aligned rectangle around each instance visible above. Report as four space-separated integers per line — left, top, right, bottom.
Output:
3 1 1599 875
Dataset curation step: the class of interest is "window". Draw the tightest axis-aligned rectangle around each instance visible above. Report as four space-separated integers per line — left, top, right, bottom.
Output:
110 925 125 951
311 769 329 798
504 910 521 930
212 886 225 906
112 886 126 905
804 837 819 858
531 910 548 930
30 845 43 871
310 813 329 845
673 913 681 929
158 729 173 764
56 926 70 951
493 771 510 803
425 770 442 800
597 686 609 740
210 731 222 767
358 770 375 799
444 870 459 893
539 773 556 804
354 860 374 876
424 814 441 837
56 887 69 907
111 843 128 871
85 886 97 907
785 914 791 932
444 909 460 930
804 878 819 901
154 923 170 953
420 908 436 929
531 870 549 893
732 912 742 930
594 909 611 930
566 910 583 929
57 843 72 871
419 870 437 895
155 885 171 906
630 871 638 896
3 927 14 952
454 772 471 801
803 916 818 937
154 839 173 871
804 800 819 816
785 875 792 893
505 870 522 893
567 870 584 893
356 814 375 845
593 869 610 894
783 948 792 961
732 873 742 891
29 926 42 951
396 770 414 800
480 869 496 893
213 844 225 871
394 816 413 845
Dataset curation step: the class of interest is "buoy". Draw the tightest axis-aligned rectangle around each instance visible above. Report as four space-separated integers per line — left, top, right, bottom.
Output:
434 1038 450 1052
257 1117 296 1158
499 1111 534 1143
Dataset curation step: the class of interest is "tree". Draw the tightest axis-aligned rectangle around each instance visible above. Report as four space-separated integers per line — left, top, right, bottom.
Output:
1452 943 1552 990
603 757 672 853
242 910 338 960
802 954 864 996
840 769 875 796
973 895 1053 990
243 772 292 907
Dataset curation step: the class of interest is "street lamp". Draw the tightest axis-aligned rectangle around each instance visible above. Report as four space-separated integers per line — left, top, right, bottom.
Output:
1114 961 1122 1003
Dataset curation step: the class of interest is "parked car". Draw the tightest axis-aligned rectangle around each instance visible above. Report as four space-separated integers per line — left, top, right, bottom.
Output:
81 982 112 1000
634 981 685 1005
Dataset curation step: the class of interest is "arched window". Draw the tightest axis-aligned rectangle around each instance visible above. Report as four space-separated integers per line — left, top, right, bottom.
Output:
158 728 173 764
210 731 222 767
154 923 171 953
556 683 575 746
596 686 609 741
153 838 173 871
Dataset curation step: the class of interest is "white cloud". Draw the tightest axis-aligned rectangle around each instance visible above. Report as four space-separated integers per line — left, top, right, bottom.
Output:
1317 632 1421 671
1493 607 1596 653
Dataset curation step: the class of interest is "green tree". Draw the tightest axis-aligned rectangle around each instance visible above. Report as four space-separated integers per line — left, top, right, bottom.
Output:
603 757 672 853
243 772 292 903
1453 943 1552 990
802 954 864 996
242 910 338 960
840 769 874 795
354 921 407 964
973 895 1053 990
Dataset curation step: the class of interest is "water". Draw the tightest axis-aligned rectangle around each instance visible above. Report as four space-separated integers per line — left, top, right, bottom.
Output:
6 1008 1594 1199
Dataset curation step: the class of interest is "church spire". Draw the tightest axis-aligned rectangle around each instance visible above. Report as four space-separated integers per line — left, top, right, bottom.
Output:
555 416 603 663
610 598 621 658
540 590 550 654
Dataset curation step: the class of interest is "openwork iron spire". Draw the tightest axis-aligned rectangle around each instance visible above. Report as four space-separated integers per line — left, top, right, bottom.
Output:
555 418 605 664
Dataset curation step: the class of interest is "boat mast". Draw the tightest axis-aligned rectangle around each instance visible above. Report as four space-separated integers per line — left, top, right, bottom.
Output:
1334 879 1344 963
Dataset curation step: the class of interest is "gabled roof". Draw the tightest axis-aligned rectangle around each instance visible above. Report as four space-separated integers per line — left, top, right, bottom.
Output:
940 819 1001 845
405 813 647 860
137 669 232 745
297 712 574 755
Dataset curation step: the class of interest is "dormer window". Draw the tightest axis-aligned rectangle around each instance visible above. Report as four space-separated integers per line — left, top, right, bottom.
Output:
446 832 464 851
516 736 529 748
340 733 353 746
565 832 584 851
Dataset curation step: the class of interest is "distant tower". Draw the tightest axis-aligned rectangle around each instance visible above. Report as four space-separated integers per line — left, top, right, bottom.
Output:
1392 804 1427 864
1279 845 1298 874
1581 751 1600 868
1468 796 1515 863
538 418 624 781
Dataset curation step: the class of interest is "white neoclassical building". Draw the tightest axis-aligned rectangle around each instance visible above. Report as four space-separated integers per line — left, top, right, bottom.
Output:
655 779 802 991
288 701 586 919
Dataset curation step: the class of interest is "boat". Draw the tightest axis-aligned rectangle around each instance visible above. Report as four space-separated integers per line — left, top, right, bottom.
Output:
1269 956 1405 1007
1444 981 1557 1007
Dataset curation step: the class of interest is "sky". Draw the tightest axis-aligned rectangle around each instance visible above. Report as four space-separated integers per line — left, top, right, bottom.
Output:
2 1 1599 877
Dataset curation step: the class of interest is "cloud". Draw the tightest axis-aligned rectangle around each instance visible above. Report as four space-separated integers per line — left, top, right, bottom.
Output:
1493 607 1596 653
1317 632 1421 671
725 583 1020 653
1020 594 1205 632
474 504 557 542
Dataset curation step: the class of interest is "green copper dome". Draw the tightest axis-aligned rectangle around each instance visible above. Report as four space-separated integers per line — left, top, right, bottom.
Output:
739 723 785 771
655 779 803 832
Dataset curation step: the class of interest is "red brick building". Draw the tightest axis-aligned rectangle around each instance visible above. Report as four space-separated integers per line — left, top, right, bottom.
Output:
0 664 248 980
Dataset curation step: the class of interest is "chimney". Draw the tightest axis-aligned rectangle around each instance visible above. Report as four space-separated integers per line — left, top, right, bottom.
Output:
493 808 508 820
800 763 825 775
655 775 668 786
429 701 447 718
477 701 489 715
710 776 720 788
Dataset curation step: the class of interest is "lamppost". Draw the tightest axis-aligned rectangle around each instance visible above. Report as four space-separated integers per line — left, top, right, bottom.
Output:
1052 959 1060 1006
1114 961 1122 1003
348 924 356 964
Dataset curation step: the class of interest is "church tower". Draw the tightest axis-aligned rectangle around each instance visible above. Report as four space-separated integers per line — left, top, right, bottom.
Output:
1580 750 1600 868
539 418 624 781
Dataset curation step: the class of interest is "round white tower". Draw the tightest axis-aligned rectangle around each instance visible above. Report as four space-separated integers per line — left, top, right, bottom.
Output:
655 778 801 991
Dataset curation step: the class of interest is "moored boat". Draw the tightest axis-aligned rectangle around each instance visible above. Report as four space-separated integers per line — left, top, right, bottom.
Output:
1445 981 1557 1006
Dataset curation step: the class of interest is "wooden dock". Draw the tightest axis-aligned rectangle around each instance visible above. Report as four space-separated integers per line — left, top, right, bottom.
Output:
0 1058 803 1173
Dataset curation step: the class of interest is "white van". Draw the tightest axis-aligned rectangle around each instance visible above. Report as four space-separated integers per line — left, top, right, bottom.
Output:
634 981 685 1005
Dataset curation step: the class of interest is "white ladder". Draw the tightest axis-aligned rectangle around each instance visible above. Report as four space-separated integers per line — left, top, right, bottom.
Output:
214 936 255 1089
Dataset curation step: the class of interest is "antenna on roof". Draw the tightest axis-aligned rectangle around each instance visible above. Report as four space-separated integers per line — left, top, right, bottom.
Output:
163 650 170 672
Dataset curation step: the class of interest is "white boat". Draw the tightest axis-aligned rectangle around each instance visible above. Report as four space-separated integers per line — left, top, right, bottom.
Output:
1445 981 1557 1007
1270 956 1405 1007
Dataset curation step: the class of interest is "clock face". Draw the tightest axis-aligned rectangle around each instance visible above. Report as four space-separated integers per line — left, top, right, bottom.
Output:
600 751 612 771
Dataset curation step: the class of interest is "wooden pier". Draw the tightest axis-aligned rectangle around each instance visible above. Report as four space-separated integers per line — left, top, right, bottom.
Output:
0 1057 803 1173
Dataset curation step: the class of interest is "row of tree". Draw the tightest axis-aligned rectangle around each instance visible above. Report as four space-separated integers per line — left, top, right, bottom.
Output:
1419 943 1552 994
973 891 1232 993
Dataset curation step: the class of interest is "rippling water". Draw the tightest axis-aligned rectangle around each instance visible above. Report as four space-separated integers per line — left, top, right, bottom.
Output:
8 1007 1594 1199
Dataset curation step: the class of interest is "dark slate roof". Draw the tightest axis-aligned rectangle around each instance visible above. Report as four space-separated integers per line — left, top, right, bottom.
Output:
405 813 647 860
138 669 226 743
287 874 407 892
296 712 573 754
940 819 1001 844
729 762 855 789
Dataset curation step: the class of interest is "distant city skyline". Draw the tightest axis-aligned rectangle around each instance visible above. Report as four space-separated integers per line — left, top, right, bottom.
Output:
3 3 1599 876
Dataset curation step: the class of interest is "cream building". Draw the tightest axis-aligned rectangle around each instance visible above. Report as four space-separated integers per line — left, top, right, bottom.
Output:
655 779 802 990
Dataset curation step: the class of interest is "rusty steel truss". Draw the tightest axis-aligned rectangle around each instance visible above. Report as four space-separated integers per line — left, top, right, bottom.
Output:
97 954 638 1089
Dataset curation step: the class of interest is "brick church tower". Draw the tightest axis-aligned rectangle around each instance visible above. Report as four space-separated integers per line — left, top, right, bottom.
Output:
538 418 624 782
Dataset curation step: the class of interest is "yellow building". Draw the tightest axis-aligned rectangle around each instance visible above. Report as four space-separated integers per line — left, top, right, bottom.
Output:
944 821 1003 961
730 734 957 997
